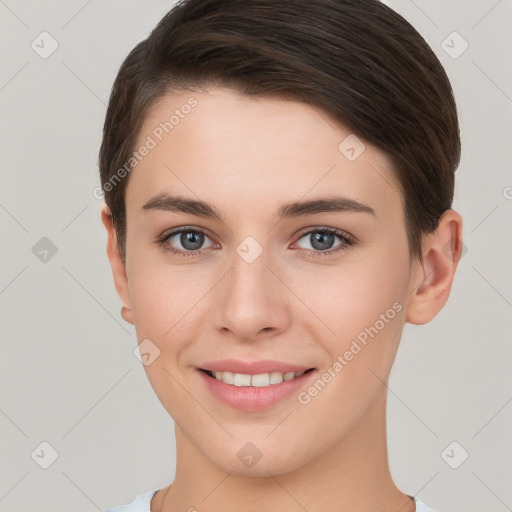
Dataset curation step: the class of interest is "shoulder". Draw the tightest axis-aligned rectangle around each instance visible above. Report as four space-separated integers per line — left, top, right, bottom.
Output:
105 490 159 512
414 496 437 512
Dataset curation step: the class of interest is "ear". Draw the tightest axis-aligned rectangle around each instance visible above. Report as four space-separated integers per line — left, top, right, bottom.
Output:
405 209 464 325
101 204 134 325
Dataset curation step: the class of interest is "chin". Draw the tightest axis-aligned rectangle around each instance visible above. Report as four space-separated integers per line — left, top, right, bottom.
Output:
204 438 308 478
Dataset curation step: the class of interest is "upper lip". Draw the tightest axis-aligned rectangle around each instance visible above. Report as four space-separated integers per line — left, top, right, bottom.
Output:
199 359 314 375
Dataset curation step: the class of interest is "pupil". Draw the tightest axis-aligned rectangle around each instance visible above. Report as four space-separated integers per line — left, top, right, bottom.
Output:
311 232 333 251
181 231 204 250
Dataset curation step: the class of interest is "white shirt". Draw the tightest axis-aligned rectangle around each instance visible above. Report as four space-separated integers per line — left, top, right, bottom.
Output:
105 490 437 511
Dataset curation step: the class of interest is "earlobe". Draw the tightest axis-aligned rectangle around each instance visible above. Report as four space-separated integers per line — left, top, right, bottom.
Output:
121 305 133 324
100 204 134 325
405 210 464 325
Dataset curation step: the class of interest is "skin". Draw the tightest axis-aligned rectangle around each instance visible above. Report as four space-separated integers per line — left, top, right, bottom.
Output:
101 87 463 512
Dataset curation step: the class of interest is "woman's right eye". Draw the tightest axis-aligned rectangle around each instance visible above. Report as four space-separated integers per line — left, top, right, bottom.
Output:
157 228 217 257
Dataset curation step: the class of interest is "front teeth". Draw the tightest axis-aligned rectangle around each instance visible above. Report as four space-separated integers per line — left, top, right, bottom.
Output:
211 370 306 387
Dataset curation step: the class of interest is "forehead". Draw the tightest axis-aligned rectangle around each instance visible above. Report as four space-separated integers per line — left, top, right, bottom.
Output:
126 88 403 224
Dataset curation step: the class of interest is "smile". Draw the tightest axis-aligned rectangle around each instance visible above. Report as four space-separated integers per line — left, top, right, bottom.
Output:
197 366 318 411
200 368 315 387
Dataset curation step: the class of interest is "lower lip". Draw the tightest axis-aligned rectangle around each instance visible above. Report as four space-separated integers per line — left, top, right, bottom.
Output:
197 369 317 411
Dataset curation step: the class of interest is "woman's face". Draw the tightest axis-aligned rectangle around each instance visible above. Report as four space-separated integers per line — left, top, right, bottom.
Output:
115 87 421 475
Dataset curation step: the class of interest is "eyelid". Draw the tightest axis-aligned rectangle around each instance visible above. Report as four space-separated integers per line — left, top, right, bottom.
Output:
294 226 355 244
158 225 215 242
158 225 354 243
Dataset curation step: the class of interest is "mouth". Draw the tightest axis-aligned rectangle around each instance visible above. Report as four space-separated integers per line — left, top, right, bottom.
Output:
199 367 316 387
196 359 318 411
197 365 318 411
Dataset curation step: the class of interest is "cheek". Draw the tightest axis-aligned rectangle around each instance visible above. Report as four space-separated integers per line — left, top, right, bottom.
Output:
295 258 406 344
126 259 218 399
127 265 202 414
130 276 173 341
128 253 205 339
297 247 409 401
294 276 406 443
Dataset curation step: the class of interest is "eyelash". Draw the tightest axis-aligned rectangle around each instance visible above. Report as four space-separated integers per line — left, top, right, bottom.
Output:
156 226 356 259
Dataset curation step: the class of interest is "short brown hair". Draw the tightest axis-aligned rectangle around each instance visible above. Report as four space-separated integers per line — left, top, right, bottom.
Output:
98 0 460 264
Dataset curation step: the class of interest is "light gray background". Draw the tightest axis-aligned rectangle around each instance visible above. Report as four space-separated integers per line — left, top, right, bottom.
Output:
0 1 511 511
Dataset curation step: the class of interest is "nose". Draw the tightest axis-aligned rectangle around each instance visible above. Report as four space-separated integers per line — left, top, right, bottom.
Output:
212 243 292 342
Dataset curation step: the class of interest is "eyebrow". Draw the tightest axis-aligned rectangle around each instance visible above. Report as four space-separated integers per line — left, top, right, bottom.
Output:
141 192 376 220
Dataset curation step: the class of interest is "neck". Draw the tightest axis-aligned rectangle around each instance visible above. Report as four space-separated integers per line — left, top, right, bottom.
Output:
154 388 415 512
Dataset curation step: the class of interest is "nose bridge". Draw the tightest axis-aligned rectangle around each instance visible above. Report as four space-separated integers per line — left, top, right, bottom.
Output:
230 241 273 300
229 237 276 311
213 234 289 339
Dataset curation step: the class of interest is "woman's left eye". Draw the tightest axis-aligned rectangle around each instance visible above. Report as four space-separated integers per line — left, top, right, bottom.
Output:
293 228 355 256
156 226 355 258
